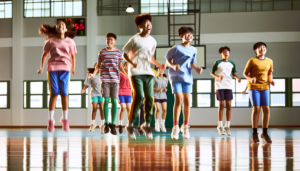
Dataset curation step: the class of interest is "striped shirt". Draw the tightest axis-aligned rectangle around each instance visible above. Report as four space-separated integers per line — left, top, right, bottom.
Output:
98 48 123 82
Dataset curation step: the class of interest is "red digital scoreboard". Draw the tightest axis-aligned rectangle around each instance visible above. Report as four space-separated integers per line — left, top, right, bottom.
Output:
57 18 86 36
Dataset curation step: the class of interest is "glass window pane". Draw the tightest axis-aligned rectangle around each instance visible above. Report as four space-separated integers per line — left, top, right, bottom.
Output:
30 95 43 108
292 93 300 106
24 82 27 95
270 93 285 107
86 95 88 108
197 80 211 93
236 79 248 93
65 1 73 16
0 96 7 108
73 1 82 16
69 95 81 108
197 94 210 107
69 81 82 94
270 79 285 92
4 3 12 18
24 95 26 108
236 94 249 107
30 82 43 94
0 82 7 94
52 2 63 16
292 79 300 92
47 95 62 108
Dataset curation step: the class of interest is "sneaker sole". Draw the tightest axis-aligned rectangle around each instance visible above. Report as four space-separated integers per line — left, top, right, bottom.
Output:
125 127 136 140
250 137 260 143
141 127 153 140
260 135 272 143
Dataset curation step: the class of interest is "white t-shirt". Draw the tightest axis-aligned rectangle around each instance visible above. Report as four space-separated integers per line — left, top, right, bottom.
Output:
122 34 157 77
212 60 237 90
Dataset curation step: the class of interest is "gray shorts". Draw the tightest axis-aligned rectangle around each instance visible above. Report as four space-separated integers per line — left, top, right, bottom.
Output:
101 82 119 98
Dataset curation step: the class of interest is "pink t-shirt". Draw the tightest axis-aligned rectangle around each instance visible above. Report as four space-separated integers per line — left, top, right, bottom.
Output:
119 73 131 96
43 37 77 72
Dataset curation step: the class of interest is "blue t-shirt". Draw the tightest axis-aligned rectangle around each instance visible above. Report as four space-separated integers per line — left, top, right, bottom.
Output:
165 44 197 84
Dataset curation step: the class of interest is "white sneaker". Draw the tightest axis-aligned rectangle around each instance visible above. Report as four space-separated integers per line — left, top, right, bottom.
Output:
180 125 190 139
223 126 231 136
100 125 105 134
125 123 136 140
171 125 180 140
89 124 97 132
160 123 167 132
217 126 224 135
141 123 153 140
155 123 160 132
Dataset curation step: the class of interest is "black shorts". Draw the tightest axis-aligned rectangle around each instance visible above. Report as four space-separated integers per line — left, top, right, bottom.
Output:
216 89 233 101
154 99 167 103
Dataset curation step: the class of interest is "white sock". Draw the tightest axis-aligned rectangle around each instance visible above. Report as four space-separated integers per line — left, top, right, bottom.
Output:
225 121 230 128
161 120 165 125
129 122 133 126
62 110 68 120
49 111 54 120
91 120 95 125
119 120 123 126
156 119 159 124
101 120 105 125
146 122 150 127
218 121 223 127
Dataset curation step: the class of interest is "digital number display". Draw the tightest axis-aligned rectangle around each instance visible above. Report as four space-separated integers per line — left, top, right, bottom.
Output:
57 18 86 36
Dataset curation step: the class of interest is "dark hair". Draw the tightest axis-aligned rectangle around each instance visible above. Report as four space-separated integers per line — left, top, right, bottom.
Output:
253 42 267 50
106 33 117 40
178 27 194 36
87 63 98 74
39 20 76 40
156 68 167 78
219 46 230 53
135 13 151 27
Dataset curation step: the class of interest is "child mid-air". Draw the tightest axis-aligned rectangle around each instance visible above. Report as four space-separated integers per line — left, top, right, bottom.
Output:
81 63 105 133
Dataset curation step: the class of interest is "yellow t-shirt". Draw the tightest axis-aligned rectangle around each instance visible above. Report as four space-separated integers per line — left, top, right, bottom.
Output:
244 57 273 91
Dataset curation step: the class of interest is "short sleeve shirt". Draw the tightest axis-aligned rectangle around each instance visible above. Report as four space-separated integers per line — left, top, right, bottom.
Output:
165 44 197 84
43 37 77 72
122 34 157 77
84 74 101 98
153 76 168 99
212 60 237 90
244 57 273 91
119 73 132 96
98 48 123 83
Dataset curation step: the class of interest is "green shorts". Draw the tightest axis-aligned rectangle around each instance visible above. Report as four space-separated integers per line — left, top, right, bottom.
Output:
91 96 104 104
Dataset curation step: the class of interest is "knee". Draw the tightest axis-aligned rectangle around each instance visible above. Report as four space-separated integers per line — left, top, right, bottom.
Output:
155 107 160 113
175 97 183 105
219 103 225 109
120 107 125 112
162 108 167 114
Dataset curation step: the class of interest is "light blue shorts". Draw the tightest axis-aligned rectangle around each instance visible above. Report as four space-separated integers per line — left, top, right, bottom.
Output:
171 82 192 94
91 96 104 104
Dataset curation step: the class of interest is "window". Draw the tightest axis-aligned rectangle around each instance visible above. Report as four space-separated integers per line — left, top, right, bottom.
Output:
24 80 87 109
0 81 10 109
292 78 300 106
97 0 139 16
24 0 86 18
194 79 213 107
270 78 286 107
0 1 12 19
141 0 188 15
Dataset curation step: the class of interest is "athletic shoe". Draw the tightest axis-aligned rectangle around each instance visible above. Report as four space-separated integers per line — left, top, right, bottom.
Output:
89 124 97 132
160 123 167 132
60 118 70 131
125 123 136 140
133 127 140 136
47 120 55 132
261 133 272 143
103 123 109 134
251 133 260 143
171 125 180 140
180 125 190 139
100 125 105 134
223 126 231 136
109 123 117 135
138 127 144 135
118 125 123 134
141 123 153 140
155 123 160 132
217 126 224 135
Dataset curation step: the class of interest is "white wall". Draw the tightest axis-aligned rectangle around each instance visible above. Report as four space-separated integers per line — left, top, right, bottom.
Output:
0 0 299 126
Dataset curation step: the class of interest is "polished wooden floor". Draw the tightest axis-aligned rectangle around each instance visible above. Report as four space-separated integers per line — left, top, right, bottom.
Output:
0 128 299 171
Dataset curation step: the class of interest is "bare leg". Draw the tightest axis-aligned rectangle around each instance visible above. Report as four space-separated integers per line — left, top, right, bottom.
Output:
119 103 126 122
225 100 231 121
99 101 104 120
252 106 261 128
49 95 58 111
182 93 190 123
218 101 224 121
91 102 97 120
61 95 68 111
126 103 131 118
161 102 167 120
173 93 183 123
155 102 161 120
261 106 270 128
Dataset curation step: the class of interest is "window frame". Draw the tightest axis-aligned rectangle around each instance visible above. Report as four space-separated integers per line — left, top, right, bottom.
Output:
269 77 288 108
290 77 300 107
0 81 10 109
23 0 87 18
0 0 12 19
23 80 87 109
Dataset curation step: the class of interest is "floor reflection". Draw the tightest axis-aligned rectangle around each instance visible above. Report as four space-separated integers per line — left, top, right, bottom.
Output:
0 128 300 170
